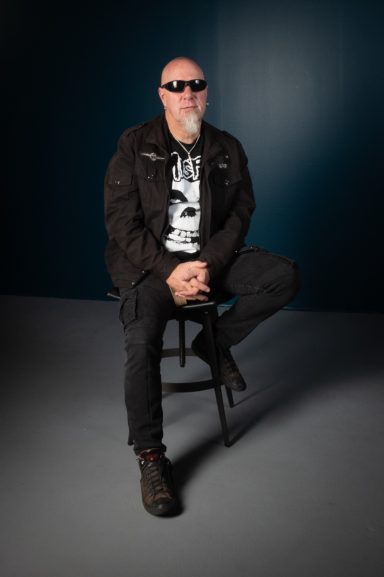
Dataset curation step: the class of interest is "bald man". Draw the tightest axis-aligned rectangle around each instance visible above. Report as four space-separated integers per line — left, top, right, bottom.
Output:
104 57 299 516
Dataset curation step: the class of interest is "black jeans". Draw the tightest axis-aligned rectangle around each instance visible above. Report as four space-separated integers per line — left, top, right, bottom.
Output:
118 247 300 453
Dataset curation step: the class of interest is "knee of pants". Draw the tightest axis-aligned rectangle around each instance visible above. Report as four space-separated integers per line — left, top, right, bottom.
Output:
262 261 300 300
276 263 300 302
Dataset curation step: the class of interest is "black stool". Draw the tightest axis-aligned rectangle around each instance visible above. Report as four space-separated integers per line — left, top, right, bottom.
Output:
107 289 234 447
161 300 234 447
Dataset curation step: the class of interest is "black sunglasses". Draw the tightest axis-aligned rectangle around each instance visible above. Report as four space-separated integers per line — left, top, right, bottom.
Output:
160 79 208 93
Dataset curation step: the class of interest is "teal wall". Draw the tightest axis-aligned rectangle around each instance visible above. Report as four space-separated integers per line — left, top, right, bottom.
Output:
2 0 383 311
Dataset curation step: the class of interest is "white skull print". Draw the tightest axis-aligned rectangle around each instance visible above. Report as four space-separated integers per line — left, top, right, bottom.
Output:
163 151 201 253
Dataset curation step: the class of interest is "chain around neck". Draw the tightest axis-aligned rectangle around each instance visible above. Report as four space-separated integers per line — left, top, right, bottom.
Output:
172 133 201 157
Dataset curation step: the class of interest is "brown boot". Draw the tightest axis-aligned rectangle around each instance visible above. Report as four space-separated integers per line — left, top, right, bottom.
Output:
137 450 179 516
192 333 247 392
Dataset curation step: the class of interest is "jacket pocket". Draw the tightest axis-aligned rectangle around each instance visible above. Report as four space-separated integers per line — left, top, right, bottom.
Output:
136 155 166 183
211 169 242 187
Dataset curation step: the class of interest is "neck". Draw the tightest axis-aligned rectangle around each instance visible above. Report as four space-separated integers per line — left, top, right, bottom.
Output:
165 113 201 144
172 130 200 145
169 126 200 144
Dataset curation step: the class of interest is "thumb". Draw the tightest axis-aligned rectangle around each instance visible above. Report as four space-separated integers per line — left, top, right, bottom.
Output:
193 260 208 268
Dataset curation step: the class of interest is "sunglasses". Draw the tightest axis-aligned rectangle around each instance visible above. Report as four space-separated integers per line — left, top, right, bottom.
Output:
160 79 208 93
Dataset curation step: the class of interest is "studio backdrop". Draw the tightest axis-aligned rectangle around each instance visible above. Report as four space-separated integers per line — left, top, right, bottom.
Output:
2 0 383 311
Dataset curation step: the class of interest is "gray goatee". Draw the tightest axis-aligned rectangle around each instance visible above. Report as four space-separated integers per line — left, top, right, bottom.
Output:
182 111 201 137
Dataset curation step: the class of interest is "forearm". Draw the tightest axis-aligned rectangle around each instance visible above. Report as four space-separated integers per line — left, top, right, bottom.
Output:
200 152 255 277
199 215 247 276
105 196 179 279
104 145 180 280
200 196 255 276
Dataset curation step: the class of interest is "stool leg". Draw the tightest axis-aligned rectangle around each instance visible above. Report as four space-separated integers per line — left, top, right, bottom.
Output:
225 387 234 408
203 312 231 447
214 387 231 447
179 318 186 367
128 429 134 446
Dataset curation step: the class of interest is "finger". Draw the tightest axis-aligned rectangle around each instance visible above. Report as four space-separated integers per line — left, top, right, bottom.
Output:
187 269 210 286
187 294 208 302
189 278 210 292
184 260 207 267
193 260 208 268
175 290 200 298
195 272 210 285
178 283 210 295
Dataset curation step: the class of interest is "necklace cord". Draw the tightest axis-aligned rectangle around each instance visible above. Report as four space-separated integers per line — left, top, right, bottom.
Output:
173 134 201 157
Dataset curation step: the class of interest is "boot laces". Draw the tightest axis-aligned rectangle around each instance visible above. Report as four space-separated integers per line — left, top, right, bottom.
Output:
139 455 171 498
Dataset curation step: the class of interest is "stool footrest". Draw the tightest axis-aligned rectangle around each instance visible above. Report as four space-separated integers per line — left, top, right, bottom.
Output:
162 379 214 393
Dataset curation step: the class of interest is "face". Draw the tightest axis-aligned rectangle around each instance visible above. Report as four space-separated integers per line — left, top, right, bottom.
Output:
158 58 208 135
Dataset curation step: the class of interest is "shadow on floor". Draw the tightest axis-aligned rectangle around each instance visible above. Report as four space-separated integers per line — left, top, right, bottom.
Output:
172 310 384 489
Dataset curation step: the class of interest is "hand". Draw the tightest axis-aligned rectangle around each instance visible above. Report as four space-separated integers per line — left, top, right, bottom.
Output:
166 261 210 301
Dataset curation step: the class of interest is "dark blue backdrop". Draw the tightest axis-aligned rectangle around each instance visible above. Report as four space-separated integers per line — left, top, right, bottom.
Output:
2 0 384 311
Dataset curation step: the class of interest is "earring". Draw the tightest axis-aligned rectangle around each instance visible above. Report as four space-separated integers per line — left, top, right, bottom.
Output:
206 102 210 107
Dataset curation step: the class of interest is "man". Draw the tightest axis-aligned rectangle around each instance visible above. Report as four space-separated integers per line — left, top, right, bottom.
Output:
104 57 299 516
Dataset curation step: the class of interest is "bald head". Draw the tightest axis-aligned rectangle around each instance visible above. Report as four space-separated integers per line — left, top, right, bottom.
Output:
160 57 205 86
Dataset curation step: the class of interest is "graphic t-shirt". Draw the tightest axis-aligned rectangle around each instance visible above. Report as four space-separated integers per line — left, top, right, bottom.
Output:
163 134 203 254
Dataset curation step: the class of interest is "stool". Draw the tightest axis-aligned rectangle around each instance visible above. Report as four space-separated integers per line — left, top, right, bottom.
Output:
161 300 234 447
107 289 234 447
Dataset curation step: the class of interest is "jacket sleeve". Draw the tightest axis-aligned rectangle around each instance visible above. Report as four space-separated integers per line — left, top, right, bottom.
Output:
199 141 256 277
104 130 180 281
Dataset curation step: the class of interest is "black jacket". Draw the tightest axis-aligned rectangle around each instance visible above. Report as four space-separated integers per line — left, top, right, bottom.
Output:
104 115 256 288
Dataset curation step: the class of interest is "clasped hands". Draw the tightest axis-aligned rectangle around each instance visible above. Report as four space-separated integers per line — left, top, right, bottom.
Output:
166 261 210 304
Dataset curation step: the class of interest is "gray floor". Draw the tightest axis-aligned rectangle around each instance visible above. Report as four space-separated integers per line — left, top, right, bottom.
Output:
1 295 383 577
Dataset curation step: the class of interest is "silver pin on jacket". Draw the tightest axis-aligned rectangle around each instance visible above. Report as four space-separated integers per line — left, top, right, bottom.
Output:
141 152 166 162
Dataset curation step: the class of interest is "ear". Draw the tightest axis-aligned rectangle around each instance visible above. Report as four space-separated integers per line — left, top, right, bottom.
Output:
158 87 167 108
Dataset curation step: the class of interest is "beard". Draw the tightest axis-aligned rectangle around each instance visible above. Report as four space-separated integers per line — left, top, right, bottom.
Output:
181 110 202 137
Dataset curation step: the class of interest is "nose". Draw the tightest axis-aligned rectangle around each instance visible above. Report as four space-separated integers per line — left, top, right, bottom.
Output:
182 85 194 97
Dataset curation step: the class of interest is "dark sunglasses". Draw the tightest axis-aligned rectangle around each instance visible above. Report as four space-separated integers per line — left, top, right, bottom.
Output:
160 79 208 93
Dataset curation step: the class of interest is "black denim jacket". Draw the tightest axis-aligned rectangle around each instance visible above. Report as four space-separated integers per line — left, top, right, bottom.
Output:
104 114 256 288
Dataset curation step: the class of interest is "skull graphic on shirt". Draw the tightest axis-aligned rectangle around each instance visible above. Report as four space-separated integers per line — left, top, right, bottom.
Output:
164 151 201 253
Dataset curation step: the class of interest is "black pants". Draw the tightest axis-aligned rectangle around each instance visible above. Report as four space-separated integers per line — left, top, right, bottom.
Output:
119 247 300 453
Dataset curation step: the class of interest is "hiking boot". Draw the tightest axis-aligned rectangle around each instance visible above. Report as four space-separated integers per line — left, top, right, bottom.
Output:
191 333 247 392
137 449 179 516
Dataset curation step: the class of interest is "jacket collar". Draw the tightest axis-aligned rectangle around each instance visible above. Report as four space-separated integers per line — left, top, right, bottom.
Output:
144 114 228 162
145 115 170 152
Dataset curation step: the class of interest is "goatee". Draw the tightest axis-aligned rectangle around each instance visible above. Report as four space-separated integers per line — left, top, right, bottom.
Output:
182 111 201 137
